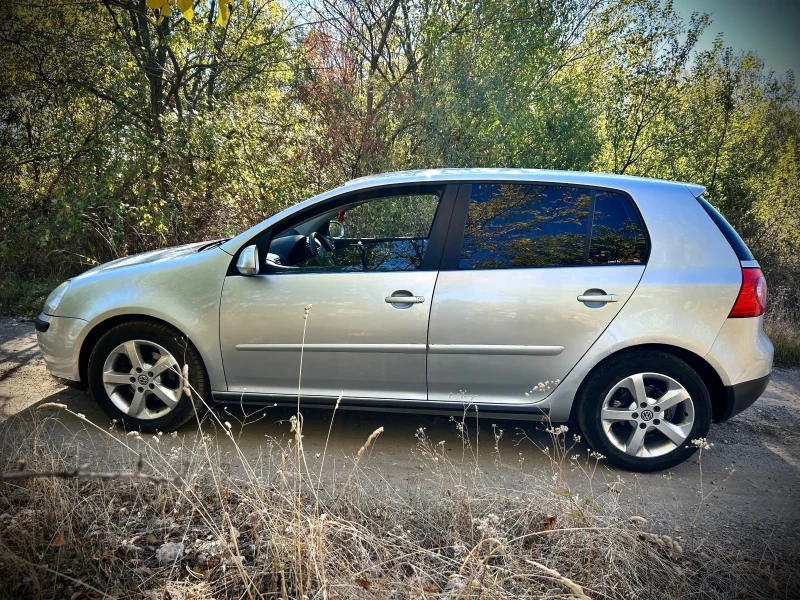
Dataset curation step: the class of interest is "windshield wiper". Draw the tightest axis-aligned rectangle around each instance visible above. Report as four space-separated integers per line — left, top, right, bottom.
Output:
198 239 229 251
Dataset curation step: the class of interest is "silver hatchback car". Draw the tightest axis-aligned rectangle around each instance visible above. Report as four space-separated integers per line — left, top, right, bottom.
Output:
35 169 773 471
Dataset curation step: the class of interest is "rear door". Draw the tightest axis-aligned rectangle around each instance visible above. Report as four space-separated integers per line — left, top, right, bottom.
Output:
427 182 648 404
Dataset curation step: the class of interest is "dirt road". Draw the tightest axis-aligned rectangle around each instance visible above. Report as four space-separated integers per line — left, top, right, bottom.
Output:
2 316 800 556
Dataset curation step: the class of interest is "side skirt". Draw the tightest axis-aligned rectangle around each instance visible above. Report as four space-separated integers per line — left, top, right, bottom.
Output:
212 392 551 421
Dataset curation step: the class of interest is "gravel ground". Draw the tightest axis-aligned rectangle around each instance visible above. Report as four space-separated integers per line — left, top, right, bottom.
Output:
2 315 799 558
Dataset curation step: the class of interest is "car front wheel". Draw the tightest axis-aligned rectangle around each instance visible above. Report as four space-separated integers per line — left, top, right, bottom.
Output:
87 320 208 432
576 351 712 472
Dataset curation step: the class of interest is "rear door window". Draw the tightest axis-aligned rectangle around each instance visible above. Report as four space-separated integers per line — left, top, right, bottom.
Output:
456 183 647 269
459 183 591 269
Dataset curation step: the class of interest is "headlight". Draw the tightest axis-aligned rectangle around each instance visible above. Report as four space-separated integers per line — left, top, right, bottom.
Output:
43 281 71 316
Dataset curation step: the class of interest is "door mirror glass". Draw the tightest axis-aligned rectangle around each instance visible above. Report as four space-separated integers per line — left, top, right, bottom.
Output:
328 220 345 239
236 245 259 276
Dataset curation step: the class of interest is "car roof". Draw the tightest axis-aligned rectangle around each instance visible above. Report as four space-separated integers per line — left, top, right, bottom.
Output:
343 168 706 197
221 168 705 254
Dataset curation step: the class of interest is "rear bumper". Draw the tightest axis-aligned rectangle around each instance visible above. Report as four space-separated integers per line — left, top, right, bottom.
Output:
718 372 771 422
705 315 773 385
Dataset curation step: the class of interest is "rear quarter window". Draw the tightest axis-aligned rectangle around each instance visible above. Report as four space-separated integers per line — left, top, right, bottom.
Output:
588 191 648 265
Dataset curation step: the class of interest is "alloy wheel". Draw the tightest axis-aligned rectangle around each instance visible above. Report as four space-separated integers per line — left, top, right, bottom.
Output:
102 340 183 420
600 372 695 458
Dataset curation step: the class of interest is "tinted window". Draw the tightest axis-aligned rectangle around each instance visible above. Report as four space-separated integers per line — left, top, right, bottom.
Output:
459 184 590 269
588 191 647 265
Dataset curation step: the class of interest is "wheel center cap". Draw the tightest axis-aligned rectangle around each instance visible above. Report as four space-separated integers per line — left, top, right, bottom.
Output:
137 374 149 386
640 409 654 422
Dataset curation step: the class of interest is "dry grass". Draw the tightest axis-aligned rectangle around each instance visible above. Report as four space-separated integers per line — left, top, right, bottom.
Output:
1 303 798 598
766 285 800 367
0 399 797 600
766 318 800 367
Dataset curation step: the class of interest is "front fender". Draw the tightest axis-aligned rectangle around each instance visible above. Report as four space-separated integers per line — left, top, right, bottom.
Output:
59 248 231 391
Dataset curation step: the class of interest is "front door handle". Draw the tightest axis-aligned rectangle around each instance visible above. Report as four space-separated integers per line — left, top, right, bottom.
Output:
385 295 425 304
577 293 618 303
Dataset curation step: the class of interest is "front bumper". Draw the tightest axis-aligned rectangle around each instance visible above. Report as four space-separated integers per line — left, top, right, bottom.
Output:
34 312 88 383
718 372 771 422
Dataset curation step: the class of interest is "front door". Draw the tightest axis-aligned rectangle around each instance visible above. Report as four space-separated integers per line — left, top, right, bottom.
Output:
219 183 455 400
427 182 648 404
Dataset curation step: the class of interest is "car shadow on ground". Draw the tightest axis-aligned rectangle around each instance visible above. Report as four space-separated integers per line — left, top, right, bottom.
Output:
2 381 800 556
3 383 596 481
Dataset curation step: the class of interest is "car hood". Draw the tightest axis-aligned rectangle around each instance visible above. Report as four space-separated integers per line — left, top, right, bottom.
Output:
75 241 218 279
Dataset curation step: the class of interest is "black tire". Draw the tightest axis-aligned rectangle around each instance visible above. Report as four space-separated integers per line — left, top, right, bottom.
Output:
87 320 209 432
575 350 711 472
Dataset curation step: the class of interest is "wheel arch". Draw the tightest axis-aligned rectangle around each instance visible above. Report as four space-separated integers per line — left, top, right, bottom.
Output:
78 314 199 385
569 343 728 423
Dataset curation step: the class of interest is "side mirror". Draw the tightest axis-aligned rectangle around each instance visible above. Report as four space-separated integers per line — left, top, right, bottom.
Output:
328 220 345 239
236 245 259 276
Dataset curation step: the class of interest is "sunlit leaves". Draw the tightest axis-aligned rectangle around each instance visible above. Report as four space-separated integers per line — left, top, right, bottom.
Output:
217 0 234 25
144 0 246 24
176 0 193 22
1 0 798 299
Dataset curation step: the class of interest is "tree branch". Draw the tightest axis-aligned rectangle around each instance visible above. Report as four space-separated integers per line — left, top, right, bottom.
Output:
1 455 179 485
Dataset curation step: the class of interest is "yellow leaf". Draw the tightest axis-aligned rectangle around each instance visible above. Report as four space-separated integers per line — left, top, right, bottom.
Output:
50 532 66 547
147 0 165 9
161 2 172 16
217 3 230 25
177 0 193 21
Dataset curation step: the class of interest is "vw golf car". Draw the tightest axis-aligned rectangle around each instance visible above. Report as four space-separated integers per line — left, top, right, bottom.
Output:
35 169 773 471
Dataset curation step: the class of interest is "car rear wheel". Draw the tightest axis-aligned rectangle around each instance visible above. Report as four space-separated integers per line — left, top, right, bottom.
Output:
88 321 208 432
576 351 711 472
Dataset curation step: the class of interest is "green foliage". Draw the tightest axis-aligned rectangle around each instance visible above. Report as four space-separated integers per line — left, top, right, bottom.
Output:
1 0 308 273
766 320 800 367
0 0 798 338
0 275 64 318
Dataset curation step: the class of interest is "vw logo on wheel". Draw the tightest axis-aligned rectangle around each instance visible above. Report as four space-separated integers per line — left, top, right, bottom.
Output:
137 374 149 386
640 409 654 422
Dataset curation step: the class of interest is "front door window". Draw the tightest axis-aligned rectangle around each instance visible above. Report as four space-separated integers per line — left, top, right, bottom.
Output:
267 192 442 272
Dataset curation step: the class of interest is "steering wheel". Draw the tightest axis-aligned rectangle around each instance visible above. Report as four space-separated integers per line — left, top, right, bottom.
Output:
308 231 335 259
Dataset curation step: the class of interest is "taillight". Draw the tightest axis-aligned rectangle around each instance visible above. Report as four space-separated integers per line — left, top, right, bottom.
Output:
729 267 767 318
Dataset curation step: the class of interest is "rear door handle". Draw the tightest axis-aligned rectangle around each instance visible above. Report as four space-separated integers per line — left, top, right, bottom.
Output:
385 295 425 304
577 294 618 303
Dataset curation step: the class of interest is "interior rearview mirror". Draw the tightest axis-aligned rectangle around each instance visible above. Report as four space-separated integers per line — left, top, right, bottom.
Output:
329 220 345 239
236 245 259 276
